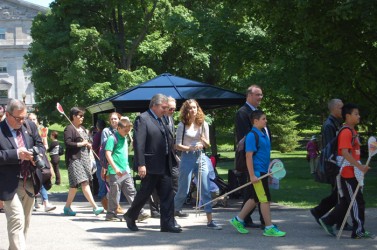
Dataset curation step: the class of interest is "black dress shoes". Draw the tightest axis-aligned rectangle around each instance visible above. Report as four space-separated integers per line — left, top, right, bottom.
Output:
244 220 261 228
123 214 139 231
174 211 189 217
151 212 161 218
161 226 182 233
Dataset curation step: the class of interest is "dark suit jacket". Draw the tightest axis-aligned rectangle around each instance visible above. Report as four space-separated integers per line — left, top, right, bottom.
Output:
235 104 254 142
0 119 44 200
235 103 272 143
133 110 176 175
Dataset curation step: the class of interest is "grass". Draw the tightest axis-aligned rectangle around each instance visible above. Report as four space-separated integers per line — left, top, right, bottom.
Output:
215 150 377 208
46 124 377 208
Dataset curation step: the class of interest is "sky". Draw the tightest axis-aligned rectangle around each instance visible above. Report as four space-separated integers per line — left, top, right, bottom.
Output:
24 0 53 8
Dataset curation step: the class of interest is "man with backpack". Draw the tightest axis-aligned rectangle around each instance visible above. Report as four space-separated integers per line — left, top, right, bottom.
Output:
319 103 372 239
310 99 352 230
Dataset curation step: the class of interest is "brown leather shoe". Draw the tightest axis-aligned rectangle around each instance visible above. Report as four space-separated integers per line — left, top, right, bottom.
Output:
116 204 124 214
101 197 108 211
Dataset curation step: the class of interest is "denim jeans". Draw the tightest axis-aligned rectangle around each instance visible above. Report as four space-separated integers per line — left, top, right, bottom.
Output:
40 185 48 202
95 159 107 200
174 151 212 213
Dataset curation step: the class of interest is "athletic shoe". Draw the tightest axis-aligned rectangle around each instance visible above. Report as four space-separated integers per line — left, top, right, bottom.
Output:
137 212 150 222
352 231 376 239
63 206 76 216
319 218 335 237
229 217 249 234
93 207 104 216
263 225 286 237
44 204 56 212
207 220 222 230
105 213 120 221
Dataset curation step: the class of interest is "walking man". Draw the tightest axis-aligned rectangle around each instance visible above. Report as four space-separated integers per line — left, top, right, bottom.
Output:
235 84 268 228
124 94 180 233
0 99 45 249
310 99 352 230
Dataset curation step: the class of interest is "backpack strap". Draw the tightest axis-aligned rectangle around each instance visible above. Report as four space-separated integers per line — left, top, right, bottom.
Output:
244 129 259 155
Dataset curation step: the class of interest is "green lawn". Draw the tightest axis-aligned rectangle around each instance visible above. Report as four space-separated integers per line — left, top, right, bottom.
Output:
215 150 377 208
47 123 377 208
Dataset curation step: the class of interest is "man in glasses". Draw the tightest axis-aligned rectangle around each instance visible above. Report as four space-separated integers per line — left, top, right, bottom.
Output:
124 94 180 233
0 99 45 249
149 97 179 218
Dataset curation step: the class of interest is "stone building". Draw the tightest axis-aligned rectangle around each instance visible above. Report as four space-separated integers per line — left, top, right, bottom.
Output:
0 0 47 109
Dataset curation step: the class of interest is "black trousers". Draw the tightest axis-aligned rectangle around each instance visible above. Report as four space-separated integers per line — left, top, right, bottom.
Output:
127 173 175 228
322 177 365 236
314 180 338 217
148 165 179 214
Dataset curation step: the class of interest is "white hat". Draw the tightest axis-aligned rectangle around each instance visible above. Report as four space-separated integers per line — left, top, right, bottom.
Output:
311 135 316 140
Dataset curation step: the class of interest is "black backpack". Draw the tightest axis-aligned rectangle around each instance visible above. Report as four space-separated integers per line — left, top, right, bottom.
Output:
235 130 259 173
58 144 65 156
315 126 355 184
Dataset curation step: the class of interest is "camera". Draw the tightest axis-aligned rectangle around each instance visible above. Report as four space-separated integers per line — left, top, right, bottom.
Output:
29 146 48 169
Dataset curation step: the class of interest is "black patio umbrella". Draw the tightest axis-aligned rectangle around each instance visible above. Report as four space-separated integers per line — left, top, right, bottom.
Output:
87 73 245 114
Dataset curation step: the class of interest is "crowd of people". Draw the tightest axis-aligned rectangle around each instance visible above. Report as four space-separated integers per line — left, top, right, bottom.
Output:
0 86 374 249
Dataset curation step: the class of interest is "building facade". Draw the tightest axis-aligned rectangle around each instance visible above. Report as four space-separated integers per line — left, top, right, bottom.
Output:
0 0 47 109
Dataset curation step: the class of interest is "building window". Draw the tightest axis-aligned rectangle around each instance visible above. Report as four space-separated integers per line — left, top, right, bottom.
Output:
0 67 6 73
0 90 8 98
0 28 5 40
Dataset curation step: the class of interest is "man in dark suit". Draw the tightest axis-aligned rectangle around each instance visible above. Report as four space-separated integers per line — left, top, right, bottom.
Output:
235 85 268 228
124 94 181 233
149 96 178 218
0 99 44 249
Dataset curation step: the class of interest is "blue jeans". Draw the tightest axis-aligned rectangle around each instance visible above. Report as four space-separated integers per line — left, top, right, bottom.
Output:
40 185 48 202
95 159 107 200
174 151 212 213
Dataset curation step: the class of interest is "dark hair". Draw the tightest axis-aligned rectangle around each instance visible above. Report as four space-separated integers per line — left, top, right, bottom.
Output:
51 130 58 139
96 119 106 130
342 103 358 120
69 107 85 121
249 110 265 124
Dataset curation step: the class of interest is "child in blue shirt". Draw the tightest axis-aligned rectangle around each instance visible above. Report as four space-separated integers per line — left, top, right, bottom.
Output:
230 110 286 237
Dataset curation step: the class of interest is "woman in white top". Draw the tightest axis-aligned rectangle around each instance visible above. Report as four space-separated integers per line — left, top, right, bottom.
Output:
174 99 222 230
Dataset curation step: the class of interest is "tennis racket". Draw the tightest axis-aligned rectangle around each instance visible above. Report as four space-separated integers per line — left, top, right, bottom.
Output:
198 159 286 209
337 136 377 239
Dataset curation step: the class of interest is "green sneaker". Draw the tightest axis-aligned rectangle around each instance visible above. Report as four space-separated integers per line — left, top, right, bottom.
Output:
229 217 249 234
352 231 376 239
319 219 335 237
263 225 286 237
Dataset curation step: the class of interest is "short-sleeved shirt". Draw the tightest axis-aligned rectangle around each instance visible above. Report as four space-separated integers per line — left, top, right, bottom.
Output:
337 127 360 178
245 127 271 177
105 131 130 174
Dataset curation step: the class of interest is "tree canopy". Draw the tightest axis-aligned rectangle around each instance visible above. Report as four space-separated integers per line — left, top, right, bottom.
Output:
26 0 377 140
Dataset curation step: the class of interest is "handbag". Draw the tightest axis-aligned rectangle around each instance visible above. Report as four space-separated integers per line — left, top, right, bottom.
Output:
24 121 53 192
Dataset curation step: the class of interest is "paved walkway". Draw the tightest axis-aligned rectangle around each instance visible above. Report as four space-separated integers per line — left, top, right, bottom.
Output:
1 193 377 250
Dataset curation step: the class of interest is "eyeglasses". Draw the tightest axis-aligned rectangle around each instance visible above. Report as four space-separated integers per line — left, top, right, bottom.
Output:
168 108 176 112
76 114 84 118
8 113 26 122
